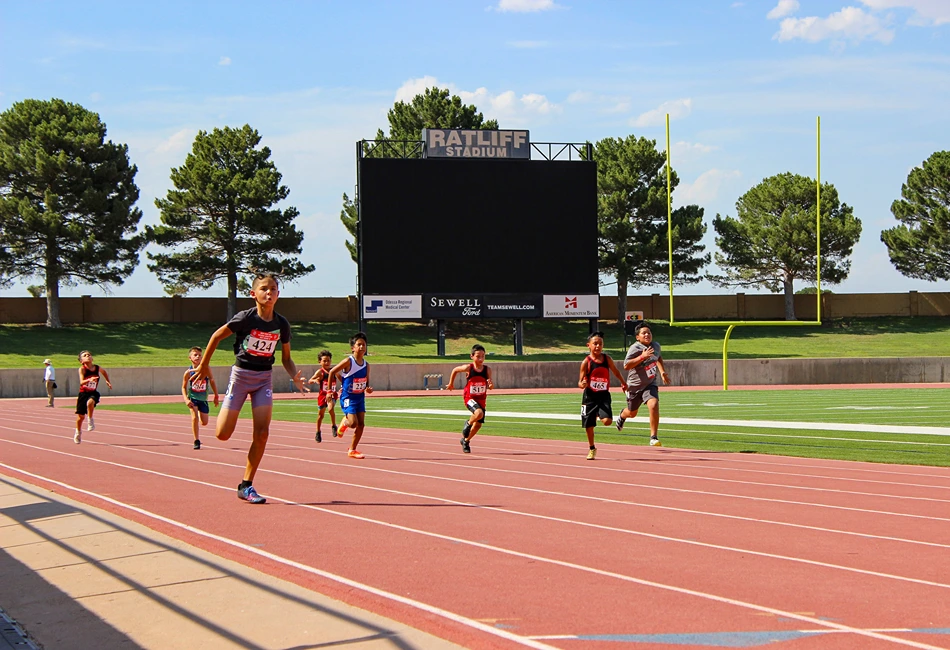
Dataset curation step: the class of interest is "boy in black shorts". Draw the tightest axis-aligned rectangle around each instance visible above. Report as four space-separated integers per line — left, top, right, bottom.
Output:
616 322 671 446
74 350 112 444
578 331 624 460
447 343 494 453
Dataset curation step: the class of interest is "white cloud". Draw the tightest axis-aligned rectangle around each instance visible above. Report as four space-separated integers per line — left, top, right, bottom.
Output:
731 2 745 7
860 0 950 25
676 169 742 205
631 98 692 128
394 77 560 121
219 56 231 66
671 141 717 165
767 0 800 20
394 76 441 103
774 7 895 43
566 91 592 103
495 0 558 12
154 128 194 154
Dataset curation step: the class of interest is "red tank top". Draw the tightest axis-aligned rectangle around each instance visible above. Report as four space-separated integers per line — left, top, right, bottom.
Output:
463 364 489 405
80 364 100 392
584 355 611 392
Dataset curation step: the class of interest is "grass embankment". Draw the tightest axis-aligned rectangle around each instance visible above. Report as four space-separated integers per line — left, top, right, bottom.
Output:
2 317 949 368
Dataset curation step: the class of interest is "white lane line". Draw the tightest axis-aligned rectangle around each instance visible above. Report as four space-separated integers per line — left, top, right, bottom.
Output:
0 461 559 650
3 434 950 592
375 409 950 436
0 457 946 650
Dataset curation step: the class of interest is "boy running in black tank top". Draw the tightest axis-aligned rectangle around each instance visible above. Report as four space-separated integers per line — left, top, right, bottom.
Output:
578 332 624 460
73 350 112 444
190 274 309 504
447 344 494 453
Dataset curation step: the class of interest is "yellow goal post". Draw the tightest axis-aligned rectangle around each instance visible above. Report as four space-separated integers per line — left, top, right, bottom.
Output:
664 114 823 389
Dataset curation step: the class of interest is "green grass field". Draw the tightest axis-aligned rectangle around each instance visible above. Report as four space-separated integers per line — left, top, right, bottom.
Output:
4 317 950 368
103 387 950 467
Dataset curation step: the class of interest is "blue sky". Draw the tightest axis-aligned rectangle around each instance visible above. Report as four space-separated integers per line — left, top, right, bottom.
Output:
2 0 948 299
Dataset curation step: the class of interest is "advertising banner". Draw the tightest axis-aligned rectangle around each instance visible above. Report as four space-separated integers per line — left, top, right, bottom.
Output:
423 294 542 319
362 295 422 319
543 294 600 318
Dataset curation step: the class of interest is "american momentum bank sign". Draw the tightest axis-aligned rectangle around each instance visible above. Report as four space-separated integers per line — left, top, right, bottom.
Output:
423 294 542 319
423 129 530 159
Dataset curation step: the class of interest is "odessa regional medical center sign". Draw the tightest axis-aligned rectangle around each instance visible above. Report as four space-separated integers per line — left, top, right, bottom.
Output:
423 129 530 159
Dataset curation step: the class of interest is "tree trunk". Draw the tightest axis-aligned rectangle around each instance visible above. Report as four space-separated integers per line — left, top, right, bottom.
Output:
783 278 796 320
45 275 62 328
616 278 628 323
227 269 237 319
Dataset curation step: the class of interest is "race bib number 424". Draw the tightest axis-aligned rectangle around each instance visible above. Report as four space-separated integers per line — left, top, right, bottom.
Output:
246 330 279 357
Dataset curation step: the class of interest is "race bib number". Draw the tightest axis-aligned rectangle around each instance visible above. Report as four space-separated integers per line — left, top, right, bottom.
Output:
321 380 335 393
644 362 657 378
191 378 208 392
84 376 98 391
351 378 367 393
470 382 487 395
590 379 608 391
246 330 279 357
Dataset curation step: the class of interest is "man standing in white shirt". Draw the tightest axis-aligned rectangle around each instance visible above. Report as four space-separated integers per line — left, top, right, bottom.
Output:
44 359 56 407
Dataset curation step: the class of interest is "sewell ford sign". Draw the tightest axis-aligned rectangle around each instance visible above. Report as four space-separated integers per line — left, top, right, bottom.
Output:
543 294 600 318
423 294 542 319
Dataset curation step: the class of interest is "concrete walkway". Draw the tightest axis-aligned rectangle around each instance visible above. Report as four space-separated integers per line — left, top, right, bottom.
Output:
0 474 464 650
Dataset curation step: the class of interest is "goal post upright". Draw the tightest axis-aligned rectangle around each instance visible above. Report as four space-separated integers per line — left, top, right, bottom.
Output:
664 114 824 389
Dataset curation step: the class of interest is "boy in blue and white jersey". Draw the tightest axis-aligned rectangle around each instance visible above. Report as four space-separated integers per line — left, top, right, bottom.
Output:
327 332 373 459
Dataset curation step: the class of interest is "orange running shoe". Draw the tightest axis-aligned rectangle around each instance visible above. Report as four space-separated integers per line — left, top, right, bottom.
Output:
347 449 364 459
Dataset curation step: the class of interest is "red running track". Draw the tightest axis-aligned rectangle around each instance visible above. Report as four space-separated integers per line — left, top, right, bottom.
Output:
1 399 950 650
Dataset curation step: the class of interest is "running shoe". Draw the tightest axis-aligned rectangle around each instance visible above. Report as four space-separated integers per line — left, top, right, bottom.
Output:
338 423 348 435
237 485 266 504
87 417 95 431
331 424 338 437
461 437 471 453
347 449 365 459
193 439 201 450
315 430 322 443
586 447 597 460
73 429 82 444
650 437 662 447
615 417 625 431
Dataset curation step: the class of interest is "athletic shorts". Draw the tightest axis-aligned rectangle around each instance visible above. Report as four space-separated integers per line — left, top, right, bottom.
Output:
76 391 100 415
190 398 210 414
317 390 337 409
466 398 486 423
581 396 612 429
222 366 273 411
341 395 365 415
626 385 659 412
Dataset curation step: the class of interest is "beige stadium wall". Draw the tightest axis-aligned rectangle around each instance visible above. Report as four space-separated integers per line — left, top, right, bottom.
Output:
3 357 949 399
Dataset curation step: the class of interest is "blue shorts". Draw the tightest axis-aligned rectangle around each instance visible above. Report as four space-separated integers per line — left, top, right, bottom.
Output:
190 398 210 414
341 395 365 415
222 366 273 411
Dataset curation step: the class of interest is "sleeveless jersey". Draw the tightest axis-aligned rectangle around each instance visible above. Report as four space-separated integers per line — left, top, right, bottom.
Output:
463 364 490 407
582 355 611 402
339 356 368 404
316 369 337 395
80 364 100 393
186 368 209 401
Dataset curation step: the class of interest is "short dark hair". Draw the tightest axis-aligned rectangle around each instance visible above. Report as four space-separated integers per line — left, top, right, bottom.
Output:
317 349 332 361
587 331 604 342
350 331 367 346
471 344 486 354
635 322 652 335
252 273 279 289
78 349 91 361
189 346 202 355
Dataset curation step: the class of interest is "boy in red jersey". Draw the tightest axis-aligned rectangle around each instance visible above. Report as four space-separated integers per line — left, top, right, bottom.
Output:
73 350 113 444
578 332 624 460
307 350 338 442
447 344 494 453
